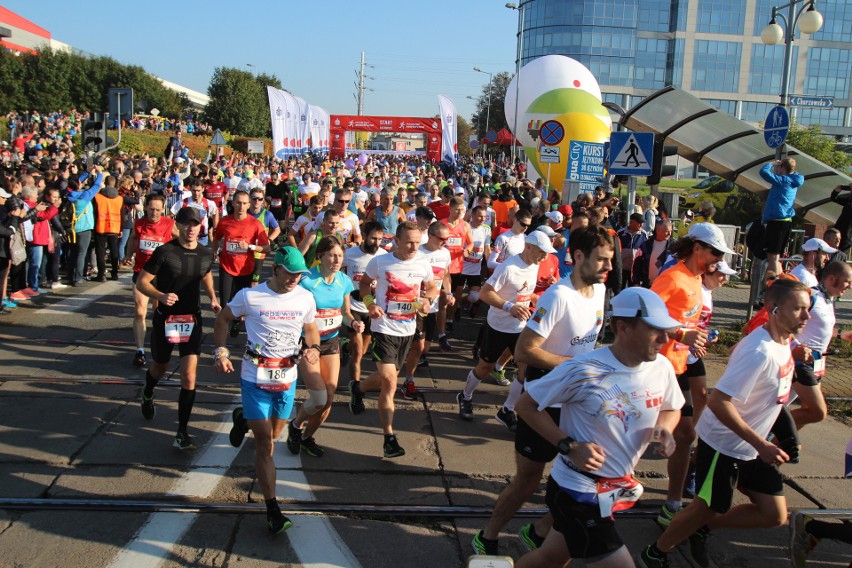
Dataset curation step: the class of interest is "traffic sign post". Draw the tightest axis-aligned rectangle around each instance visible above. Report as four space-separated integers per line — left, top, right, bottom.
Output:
789 95 834 109
764 105 790 157
539 120 564 146
608 132 653 176
539 146 561 189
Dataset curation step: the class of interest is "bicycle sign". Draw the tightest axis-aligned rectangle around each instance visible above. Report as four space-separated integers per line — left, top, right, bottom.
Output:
764 106 789 149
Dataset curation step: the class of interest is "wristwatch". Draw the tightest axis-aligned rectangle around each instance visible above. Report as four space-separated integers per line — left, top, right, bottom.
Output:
556 436 576 456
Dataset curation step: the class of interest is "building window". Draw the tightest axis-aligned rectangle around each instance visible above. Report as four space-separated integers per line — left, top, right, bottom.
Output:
702 99 737 115
796 107 846 128
805 48 851 99
741 101 774 123
697 0 746 34
692 40 742 92
749 44 797 95
810 1 852 42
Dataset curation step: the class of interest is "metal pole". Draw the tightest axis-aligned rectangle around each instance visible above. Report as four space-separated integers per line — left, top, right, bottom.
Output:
546 162 551 191
627 176 637 215
776 3 796 159
512 4 525 164
485 72 492 142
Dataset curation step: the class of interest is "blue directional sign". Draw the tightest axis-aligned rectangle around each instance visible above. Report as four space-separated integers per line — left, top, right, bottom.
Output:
608 132 653 176
485 130 497 143
789 95 834 110
764 106 789 149
567 141 605 192
539 120 564 146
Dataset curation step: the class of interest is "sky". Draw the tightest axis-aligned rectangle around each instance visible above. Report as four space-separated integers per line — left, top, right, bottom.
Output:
8 0 520 123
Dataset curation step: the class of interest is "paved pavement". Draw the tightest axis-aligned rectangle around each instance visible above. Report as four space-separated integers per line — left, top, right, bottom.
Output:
0 273 849 567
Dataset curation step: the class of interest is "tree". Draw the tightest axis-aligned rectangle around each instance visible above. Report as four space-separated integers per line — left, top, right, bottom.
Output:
786 123 848 171
204 67 281 137
470 71 511 139
456 115 473 157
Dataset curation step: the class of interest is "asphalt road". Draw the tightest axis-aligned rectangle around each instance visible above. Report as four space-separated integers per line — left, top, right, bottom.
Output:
0 273 850 567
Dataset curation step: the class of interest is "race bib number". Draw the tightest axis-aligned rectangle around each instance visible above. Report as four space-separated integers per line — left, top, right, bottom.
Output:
226 240 247 254
446 236 462 248
776 371 793 404
165 315 194 344
597 475 643 518
255 358 297 392
516 293 532 308
380 233 395 251
316 308 343 337
387 294 418 321
351 271 365 283
813 356 826 377
139 238 163 252
465 246 484 262
270 198 283 207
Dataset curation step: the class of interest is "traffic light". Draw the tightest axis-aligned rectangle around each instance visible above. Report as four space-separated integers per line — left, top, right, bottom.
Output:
82 112 106 152
646 141 678 186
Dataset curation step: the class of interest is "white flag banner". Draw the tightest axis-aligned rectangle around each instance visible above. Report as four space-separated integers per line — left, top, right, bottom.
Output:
293 96 311 155
308 104 330 153
437 94 458 165
267 87 289 159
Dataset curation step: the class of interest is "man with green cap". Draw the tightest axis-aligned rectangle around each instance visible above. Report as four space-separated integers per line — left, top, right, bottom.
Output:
212 246 325 535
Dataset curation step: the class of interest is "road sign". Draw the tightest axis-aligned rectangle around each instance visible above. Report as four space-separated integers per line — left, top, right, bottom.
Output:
539 120 564 146
470 140 480 150
764 105 789 149
108 87 134 121
485 130 497 143
789 95 834 109
567 141 605 192
608 132 653 176
210 129 227 146
539 146 560 163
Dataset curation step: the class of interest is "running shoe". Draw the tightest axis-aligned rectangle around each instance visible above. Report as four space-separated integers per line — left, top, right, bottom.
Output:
637 545 670 568
418 356 428 367
133 351 147 368
141 391 156 420
50 281 68 290
457 392 474 421
348 380 365 415
656 503 678 528
2 298 18 309
300 436 325 458
495 407 518 432
173 431 196 450
518 523 544 552
267 511 293 534
383 434 405 458
230 407 249 448
489 368 510 386
791 513 818 568
9 291 30 301
286 420 301 455
438 335 452 351
686 526 710 568
471 530 499 555
22 287 40 296
400 379 418 400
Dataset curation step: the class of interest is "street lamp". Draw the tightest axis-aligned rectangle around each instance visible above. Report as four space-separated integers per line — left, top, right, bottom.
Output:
473 67 493 140
506 2 526 164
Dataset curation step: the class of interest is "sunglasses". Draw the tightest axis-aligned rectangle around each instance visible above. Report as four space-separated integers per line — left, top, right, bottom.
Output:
702 243 724 257
337 199 351 204
251 197 264 201
432 235 448 243
518 221 530 228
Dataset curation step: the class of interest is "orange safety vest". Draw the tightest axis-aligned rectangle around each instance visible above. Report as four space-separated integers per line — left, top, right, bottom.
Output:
94 193 123 234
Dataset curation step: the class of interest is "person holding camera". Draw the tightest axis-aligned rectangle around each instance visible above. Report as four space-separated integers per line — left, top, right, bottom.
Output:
759 158 804 276
829 183 852 252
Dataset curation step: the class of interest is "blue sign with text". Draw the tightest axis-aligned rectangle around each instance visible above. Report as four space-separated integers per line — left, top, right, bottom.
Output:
568 141 605 192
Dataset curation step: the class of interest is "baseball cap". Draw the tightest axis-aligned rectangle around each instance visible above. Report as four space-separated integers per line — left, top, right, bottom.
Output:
687 223 735 255
174 206 202 225
273 246 310 274
802 237 838 254
609 288 682 330
454 186 465 195
712 260 738 276
525 231 557 254
544 211 563 226
0 188 11 198
534 224 557 237
175 157 185 163
558 204 573 218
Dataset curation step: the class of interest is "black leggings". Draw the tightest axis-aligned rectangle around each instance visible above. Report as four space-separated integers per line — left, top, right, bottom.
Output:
95 233 119 278
218 267 252 305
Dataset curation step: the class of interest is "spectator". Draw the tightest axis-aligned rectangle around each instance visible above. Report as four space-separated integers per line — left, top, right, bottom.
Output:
760 158 804 276
634 219 676 287
829 183 852 251
65 169 103 286
618 212 649 289
642 194 659 233
21 184 58 295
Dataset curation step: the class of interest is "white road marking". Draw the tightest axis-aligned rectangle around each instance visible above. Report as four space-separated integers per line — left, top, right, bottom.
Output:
36 276 132 317
107 402 361 568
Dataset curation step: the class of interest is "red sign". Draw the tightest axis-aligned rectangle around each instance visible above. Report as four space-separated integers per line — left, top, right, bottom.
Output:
329 115 442 163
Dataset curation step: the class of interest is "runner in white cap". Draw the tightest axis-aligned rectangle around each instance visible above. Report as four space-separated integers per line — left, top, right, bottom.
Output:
790 238 837 287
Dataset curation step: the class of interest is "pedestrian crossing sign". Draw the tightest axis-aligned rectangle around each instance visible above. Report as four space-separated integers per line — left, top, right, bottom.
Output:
608 132 654 176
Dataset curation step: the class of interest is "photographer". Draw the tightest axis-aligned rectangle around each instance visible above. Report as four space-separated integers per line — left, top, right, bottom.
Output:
830 183 852 252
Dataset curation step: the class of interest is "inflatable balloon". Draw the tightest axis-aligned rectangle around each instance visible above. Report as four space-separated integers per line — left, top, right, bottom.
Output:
504 55 611 190
358 153 369 166
345 158 356 169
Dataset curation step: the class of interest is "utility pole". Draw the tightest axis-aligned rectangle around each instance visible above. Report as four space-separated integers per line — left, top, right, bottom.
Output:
355 51 366 116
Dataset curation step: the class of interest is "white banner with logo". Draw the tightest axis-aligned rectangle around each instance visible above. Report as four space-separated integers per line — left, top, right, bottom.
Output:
437 94 458 165
267 87 289 159
308 104 330 153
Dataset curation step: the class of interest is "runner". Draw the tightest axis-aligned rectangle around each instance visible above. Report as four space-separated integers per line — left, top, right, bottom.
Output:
170 178 219 246
265 170 292 229
442 197 473 342
456 231 555 422
135 206 221 450
309 187 362 246
460 205 492 318
288 195 322 248
299 208 341 268
286 236 363 457
638 278 810 568
488 208 531 270
127 194 177 367
401 221 452 399
367 188 406 250
342 221 388 385
212 247 322 535
348 221 438 458
472 225 613 557
211 190 271 337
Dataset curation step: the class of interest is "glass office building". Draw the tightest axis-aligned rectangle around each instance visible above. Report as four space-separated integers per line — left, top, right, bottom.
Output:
515 0 852 141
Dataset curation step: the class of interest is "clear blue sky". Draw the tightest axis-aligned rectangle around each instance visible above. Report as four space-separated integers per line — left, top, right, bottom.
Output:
7 0 519 122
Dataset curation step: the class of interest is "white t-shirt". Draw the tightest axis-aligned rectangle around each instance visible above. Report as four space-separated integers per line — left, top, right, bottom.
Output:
417 245 451 314
526 347 682 494
488 230 525 269
298 181 321 202
695 327 794 460
227 282 316 386
237 177 263 193
485 255 539 333
463 224 492 276
526 278 606 356
309 209 362 240
790 263 818 288
291 212 317 239
353 189 368 205
796 287 834 354
364 252 433 337
343 246 388 313
171 197 218 238
687 286 714 365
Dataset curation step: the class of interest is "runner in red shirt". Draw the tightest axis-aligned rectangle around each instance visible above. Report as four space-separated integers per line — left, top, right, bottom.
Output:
442 197 473 345
126 194 177 368
204 168 227 215
428 186 453 221
211 190 271 337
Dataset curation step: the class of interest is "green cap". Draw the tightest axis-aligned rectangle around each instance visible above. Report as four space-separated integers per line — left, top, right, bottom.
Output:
273 246 310 274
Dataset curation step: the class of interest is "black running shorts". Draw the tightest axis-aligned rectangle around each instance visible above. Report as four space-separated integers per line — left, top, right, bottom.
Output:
479 323 520 364
371 331 414 371
150 310 203 364
546 476 624 560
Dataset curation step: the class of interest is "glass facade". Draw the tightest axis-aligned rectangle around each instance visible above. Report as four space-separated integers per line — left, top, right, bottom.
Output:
516 0 850 136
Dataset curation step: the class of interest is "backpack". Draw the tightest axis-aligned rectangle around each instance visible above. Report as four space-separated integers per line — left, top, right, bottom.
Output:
58 199 76 232
9 227 26 266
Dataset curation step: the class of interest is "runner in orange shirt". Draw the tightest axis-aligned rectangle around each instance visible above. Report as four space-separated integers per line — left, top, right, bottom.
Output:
442 197 473 347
